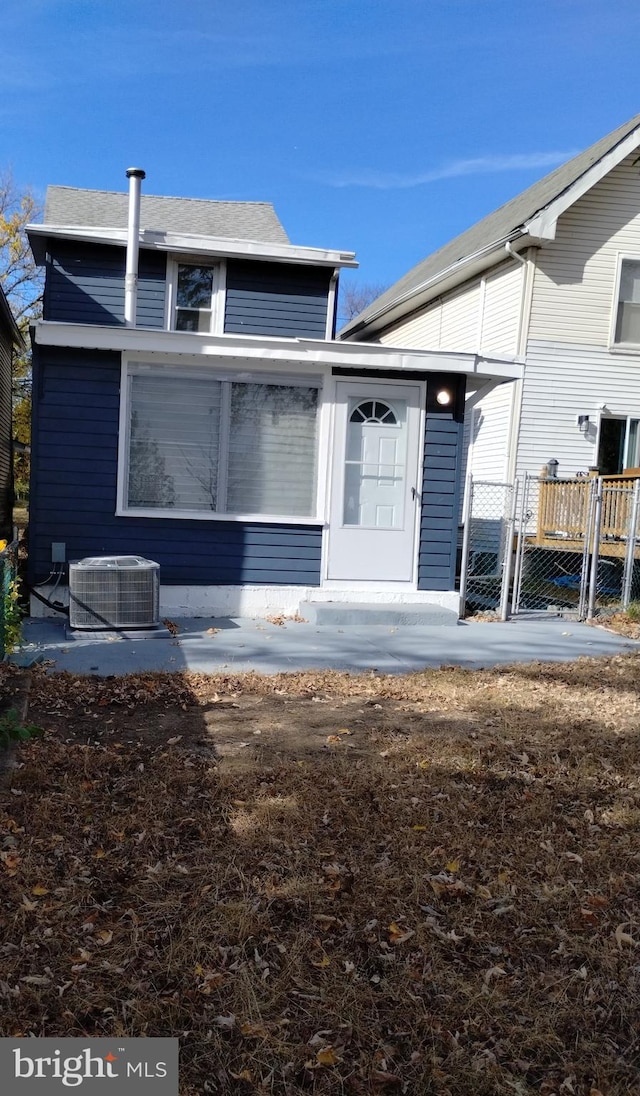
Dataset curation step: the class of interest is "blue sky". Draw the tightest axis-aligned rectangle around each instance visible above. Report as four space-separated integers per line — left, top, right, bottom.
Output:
3 0 640 291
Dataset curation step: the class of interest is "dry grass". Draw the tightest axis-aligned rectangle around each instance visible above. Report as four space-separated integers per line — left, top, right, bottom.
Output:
1 655 640 1095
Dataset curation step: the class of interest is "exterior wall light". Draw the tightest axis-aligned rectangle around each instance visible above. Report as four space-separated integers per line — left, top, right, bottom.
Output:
436 389 453 406
427 373 465 421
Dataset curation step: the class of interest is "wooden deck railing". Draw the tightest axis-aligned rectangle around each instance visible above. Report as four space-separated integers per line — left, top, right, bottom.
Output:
536 474 639 545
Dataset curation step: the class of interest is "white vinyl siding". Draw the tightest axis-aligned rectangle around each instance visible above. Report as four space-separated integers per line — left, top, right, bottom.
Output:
439 283 481 351
125 369 320 519
379 300 444 349
466 382 514 482
528 153 640 346
515 339 640 479
378 261 521 356
480 264 523 355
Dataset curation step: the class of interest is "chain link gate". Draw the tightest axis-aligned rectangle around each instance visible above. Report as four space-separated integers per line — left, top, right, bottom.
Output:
512 474 640 619
461 473 640 620
511 474 593 617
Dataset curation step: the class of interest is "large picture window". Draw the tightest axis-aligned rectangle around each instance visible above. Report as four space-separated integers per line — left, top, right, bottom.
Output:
124 368 320 519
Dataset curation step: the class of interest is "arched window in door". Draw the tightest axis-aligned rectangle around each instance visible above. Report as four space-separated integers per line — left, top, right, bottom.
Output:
349 400 397 425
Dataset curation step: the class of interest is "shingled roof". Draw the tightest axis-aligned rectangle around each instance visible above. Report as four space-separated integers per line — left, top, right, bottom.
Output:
341 112 640 338
44 186 290 245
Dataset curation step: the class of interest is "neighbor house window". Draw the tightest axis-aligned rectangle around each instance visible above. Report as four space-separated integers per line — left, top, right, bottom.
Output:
614 259 640 345
173 263 220 332
597 415 640 475
124 368 320 519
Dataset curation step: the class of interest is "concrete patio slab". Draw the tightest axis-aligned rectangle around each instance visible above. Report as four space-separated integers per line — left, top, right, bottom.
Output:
11 614 640 676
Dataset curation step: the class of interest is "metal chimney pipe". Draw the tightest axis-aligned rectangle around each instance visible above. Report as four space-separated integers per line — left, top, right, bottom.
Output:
124 167 145 327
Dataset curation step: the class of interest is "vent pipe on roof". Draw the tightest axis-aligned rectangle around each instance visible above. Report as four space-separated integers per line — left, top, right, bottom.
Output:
124 167 145 327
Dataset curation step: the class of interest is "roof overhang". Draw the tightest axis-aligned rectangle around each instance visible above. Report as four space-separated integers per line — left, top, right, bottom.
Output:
524 125 640 242
26 223 358 270
0 288 24 349
31 321 522 384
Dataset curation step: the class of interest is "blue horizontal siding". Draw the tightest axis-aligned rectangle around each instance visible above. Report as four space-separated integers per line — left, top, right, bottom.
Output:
224 260 330 338
418 410 464 592
44 242 166 328
29 347 322 588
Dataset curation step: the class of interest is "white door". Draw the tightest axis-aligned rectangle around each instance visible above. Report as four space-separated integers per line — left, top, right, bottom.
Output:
328 382 422 581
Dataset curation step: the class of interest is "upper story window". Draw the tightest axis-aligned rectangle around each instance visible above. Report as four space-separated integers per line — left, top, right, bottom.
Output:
614 258 640 345
172 261 223 333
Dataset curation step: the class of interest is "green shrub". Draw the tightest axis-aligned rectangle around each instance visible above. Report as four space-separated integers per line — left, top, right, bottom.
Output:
3 574 22 653
0 707 43 749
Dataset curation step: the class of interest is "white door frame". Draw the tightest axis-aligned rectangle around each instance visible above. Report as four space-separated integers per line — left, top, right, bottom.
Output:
323 378 425 587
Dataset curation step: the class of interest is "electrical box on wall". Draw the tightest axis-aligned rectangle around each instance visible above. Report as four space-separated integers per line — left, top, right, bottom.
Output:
51 542 66 563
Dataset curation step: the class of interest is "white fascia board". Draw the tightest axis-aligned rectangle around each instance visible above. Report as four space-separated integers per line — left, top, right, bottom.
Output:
26 223 358 269
524 126 640 242
32 321 522 381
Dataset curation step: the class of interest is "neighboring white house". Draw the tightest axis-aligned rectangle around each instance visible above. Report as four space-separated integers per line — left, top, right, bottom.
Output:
341 112 640 486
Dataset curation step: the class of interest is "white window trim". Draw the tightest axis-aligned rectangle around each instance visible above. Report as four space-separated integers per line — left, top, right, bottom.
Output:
116 355 330 524
166 257 226 334
609 252 640 352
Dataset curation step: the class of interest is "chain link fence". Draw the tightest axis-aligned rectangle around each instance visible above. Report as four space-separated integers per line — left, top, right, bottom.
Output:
459 479 516 617
461 474 640 620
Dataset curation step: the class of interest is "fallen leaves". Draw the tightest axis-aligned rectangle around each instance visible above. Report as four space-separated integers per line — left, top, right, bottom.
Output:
2 654 640 1095
614 923 637 949
315 1046 340 1067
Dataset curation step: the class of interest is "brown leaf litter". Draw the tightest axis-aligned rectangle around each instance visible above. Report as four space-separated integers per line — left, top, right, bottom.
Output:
1 654 639 1094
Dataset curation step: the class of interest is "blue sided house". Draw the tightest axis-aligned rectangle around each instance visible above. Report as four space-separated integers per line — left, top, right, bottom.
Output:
26 170 520 621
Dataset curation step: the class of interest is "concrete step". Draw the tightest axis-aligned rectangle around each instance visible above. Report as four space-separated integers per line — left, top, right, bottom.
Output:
299 601 459 627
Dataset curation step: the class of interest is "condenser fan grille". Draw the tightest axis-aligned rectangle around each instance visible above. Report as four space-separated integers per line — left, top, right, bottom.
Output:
69 556 160 630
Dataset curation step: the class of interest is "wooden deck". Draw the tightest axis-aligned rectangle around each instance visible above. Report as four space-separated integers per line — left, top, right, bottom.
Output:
530 475 640 559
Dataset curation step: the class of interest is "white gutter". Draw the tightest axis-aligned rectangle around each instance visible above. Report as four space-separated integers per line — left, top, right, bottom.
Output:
341 230 526 339
124 167 145 327
504 240 527 266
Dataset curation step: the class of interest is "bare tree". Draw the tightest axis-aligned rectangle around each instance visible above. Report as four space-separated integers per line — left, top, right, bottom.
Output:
337 279 388 330
0 170 42 327
0 169 43 474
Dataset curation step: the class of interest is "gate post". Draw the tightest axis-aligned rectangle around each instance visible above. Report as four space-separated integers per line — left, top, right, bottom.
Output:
458 475 474 617
499 480 518 621
622 478 640 611
511 474 529 616
587 478 604 621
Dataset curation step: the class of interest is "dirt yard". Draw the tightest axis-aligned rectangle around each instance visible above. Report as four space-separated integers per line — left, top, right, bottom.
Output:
1 657 639 1095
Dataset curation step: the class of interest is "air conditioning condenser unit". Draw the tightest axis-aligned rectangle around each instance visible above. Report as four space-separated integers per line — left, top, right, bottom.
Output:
69 556 160 630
